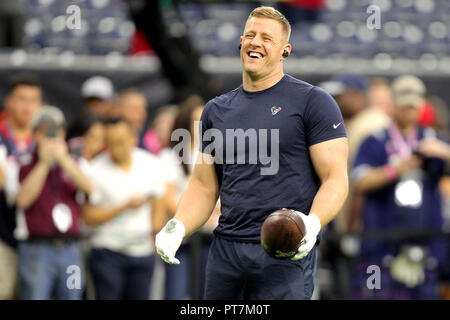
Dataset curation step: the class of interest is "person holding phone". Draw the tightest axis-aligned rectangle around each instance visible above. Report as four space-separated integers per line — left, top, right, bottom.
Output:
15 105 93 300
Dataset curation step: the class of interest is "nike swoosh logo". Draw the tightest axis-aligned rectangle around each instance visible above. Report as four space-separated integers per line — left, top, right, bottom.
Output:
333 122 342 129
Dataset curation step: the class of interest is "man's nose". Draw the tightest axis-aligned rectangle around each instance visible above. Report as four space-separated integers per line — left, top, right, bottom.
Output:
249 35 262 48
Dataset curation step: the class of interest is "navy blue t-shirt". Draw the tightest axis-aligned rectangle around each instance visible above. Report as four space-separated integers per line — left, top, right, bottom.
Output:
200 74 347 242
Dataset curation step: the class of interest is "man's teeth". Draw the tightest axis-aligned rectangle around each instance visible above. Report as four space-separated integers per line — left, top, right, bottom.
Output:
249 52 262 58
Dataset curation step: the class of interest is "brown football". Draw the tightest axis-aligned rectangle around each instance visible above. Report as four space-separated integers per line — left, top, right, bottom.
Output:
260 209 306 259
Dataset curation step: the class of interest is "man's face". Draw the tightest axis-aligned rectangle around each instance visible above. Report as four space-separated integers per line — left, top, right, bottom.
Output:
335 90 367 119
368 85 394 117
154 112 176 147
85 98 111 118
5 85 42 128
105 122 136 164
84 122 105 158
120 93 147 133
240 17 289 79
394 105 419 128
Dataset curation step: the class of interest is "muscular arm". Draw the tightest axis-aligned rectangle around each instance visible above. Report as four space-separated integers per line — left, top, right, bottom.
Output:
151 196 166 241
174 153 220 237
162 182 178 217
309 137 349 227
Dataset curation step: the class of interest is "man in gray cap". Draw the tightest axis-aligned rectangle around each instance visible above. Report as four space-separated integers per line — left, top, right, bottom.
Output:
15 105 93 300
350 75 450 299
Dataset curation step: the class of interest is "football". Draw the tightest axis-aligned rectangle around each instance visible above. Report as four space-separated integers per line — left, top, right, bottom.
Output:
260 209 306 259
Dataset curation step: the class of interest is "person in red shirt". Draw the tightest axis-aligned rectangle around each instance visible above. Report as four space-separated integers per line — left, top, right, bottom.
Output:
0 73 42 299
16 106 93 300
0 73 41 157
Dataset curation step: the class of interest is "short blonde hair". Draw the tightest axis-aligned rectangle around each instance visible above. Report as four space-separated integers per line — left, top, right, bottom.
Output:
246 6 291 42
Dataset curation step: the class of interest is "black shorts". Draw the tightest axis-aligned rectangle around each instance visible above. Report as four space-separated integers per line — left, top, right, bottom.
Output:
204 236 317 300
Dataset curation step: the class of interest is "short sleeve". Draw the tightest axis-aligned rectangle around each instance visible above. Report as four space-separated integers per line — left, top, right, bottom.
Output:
151 159 167 198
352 134 387 182
88 189 103 206
159 149 181 184
86 168 105 206
4 159 20 206
304 86 347 146
153 178 166 198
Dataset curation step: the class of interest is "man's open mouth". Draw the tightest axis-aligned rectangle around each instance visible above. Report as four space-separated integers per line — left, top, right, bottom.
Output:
247 51 264 59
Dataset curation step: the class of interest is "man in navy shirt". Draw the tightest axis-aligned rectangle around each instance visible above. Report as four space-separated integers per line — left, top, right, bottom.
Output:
156 6 348 300
351 75 450 299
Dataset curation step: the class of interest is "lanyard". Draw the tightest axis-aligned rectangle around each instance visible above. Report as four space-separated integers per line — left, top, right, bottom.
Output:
1 122 35 158
387 125 419 160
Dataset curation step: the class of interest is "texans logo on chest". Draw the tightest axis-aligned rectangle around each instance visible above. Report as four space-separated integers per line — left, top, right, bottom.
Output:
271 106 282 115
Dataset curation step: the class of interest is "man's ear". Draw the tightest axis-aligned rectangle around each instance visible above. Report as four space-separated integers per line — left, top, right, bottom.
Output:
4 96 11 112
131 133 138 147
281 43 292 60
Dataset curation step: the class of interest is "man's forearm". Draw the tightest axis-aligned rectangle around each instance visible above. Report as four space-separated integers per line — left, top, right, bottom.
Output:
174 176 219 237
82 203 128 226
310 175 348 227
355 167 393 193
59 156 93 194
16 162 50 209
151 197 166 241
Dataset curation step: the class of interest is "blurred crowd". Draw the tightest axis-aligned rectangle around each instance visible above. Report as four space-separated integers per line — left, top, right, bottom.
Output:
0 72 218 300
318 74 450 299
0 71 449 300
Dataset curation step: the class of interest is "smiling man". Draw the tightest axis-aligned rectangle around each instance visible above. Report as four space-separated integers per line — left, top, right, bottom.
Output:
156 6 348 300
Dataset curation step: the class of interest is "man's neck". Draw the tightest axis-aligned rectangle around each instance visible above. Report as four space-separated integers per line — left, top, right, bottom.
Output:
115 157 133 172
9 120 32 140
242 69 285 92
395 121 416 136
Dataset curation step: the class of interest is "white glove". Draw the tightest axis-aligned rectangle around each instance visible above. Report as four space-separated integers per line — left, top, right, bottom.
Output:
290 211 321 261
155 218 186 264
390 251 425 288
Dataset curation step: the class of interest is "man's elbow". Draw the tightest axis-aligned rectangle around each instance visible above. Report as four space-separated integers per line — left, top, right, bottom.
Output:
328 169 349 199
339 173 349 201
353 176 376 193
80 179 94 195
16 193 31 210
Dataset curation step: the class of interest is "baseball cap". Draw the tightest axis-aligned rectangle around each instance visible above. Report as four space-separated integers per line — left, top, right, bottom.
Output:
81 76 114 100
31 105 66 131
330 74 369 93
318 81 346 97
391 75 426 108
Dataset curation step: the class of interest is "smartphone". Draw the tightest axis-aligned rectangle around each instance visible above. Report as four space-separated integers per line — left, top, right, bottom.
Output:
46 126 59 138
